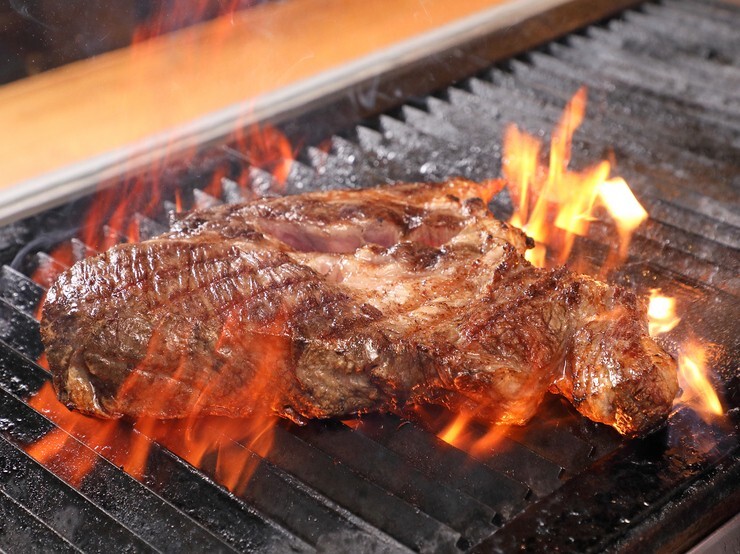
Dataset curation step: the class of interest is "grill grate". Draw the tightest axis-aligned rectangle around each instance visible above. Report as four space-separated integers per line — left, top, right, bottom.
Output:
0 0 738 552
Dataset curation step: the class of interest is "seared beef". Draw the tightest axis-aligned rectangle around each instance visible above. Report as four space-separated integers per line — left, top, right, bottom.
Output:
41 179 678 436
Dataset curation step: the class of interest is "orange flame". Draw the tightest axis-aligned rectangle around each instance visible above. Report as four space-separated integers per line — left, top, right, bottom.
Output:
647 290 681 336
503 87 648 268
26 379 277 494
236 122 295 190
434 407 509 458
676 340 724 422
597 177 648 260
438 411 472 446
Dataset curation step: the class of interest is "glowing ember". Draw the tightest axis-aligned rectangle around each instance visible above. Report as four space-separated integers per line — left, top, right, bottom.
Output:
503 87 648 268
647 290 681 336
676 341 724 422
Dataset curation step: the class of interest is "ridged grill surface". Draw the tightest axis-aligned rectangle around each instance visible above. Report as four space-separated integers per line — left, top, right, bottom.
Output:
0 0 738 552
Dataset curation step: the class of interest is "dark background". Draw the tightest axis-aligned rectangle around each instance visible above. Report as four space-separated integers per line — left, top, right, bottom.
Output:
0 1 272 85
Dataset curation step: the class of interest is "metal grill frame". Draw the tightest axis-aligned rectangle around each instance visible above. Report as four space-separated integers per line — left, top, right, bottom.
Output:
0 0 738 552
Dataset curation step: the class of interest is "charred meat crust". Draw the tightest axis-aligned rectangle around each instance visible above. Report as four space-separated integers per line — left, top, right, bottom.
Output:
41 179 678 436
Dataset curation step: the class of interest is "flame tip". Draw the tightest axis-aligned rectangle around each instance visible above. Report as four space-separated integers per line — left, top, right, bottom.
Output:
675 340 724 421
503 88 646 269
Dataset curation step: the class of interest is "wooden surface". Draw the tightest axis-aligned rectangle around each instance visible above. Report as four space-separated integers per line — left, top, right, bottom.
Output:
0 0 514 191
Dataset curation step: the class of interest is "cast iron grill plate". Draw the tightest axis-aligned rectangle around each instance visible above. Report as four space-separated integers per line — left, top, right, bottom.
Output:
0 0 738 552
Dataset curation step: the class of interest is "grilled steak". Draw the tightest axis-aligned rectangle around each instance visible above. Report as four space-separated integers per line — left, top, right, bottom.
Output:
41 179 678 437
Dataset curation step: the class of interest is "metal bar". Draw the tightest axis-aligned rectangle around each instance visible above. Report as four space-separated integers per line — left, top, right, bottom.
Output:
170 437 400 551
504 421 594 476
0 437 164 553
530 396 624 461
257 423 461 552
353 414 532 519
0 387 298 553
287 419 499 545
472 410 740 553
0 299 42 360
0 489 82 554
0 266 44 317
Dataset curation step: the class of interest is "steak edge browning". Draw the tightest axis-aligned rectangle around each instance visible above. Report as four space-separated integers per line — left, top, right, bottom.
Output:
41 179 679 437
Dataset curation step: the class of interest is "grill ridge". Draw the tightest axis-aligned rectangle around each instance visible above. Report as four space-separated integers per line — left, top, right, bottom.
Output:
0 0 738 551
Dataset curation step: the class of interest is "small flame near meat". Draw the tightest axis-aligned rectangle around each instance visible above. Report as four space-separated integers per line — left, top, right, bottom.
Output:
438 411 471 445
647 292 724 423
676 341 724 422
436 410 509 457
26 378 276 494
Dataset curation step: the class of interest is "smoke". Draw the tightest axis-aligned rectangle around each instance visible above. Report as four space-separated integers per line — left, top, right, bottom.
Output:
8 0 55 30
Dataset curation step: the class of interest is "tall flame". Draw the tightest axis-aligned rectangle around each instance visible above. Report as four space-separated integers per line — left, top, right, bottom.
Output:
677 340 724 422
503 87 648 268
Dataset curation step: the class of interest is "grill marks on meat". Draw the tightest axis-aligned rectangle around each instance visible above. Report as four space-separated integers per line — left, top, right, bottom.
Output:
41 179 678 436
